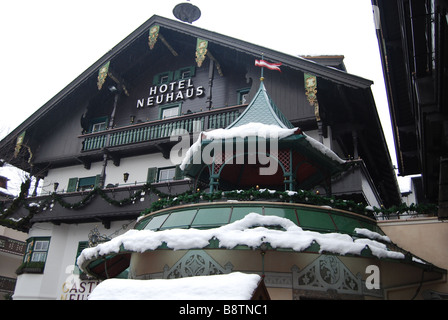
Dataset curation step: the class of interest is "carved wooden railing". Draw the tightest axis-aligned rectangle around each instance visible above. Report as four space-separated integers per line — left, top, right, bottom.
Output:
0 235 26 256
80 105 246 152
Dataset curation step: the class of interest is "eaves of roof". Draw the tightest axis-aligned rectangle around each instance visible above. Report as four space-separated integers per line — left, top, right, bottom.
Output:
0 15 373 149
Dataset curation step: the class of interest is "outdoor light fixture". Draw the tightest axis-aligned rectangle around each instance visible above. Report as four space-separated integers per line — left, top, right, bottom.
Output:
123 172 129 183
173 1 201 24
130 115 135 123
53 182 59 192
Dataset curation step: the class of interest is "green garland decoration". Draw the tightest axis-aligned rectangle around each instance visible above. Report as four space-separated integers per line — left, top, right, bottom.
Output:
0 181 439 232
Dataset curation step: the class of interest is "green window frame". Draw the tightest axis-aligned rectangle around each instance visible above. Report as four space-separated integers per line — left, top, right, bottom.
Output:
174 66 196 81
237 88 250 105
159 103 181 120
23 237 50 264
67 175 101 192
89 116 109 133
158 167 177 182
153 71 174 85
147 166 184 184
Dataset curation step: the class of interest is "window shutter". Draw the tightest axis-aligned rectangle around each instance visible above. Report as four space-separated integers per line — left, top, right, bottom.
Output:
174 165 184 180
74 241 89 275
67 178 79 192
174 69 181 81
94 174 102 188
147 167 158 183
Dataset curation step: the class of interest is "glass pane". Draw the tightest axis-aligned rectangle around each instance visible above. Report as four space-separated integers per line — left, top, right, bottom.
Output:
159 168 176 182
229 206 263 223
331 214 361 234
162 107 179 119
264 207 299 225
296 209 335 232
160 210 197 229
78 176 96 188
192 207 231 227
31 252 46 262
34 240 49 251
144 214 169 230
92 122 106 132
181 70 191 79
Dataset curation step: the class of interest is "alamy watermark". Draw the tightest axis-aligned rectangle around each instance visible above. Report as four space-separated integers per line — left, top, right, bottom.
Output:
169 127 283 176
366 265 380 290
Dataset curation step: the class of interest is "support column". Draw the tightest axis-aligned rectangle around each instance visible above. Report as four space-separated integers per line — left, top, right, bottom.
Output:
99 153 108 189
352 130 359 159
206 59 214 109
438 157 448 219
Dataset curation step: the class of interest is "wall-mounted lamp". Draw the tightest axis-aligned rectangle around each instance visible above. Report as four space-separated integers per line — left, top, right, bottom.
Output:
123 172 130 183
130 115 135 124
53 182 59 192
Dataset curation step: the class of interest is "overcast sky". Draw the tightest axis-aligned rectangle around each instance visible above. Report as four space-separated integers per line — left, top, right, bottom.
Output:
0 0 411 191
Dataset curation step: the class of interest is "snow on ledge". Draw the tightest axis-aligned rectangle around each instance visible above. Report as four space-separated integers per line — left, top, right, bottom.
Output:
88 272 262 300
180 123 297 170
179 122 345 170
355 228 391 243
78 213 404 271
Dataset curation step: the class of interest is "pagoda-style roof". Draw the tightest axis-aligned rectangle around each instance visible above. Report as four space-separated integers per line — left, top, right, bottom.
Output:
227 82 294 129
181 80 347 191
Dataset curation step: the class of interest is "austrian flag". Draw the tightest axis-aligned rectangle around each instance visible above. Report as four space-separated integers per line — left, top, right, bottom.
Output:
255 59 282 72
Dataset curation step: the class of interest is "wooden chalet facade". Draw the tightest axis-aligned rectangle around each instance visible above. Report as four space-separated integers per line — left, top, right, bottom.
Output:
1 15 444 300
372 0 448 218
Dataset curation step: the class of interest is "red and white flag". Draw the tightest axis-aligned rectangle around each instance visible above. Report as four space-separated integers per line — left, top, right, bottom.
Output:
255 59 282 72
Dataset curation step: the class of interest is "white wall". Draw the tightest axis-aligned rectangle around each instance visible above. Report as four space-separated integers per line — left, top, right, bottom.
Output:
41 152 175 194
13 220 135 300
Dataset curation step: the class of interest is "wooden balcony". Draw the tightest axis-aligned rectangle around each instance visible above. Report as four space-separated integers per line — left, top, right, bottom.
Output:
0 276 17 296
0 236 26 256
80 105 246 152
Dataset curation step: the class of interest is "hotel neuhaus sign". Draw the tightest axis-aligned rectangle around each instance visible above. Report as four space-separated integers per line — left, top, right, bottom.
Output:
136 79 204 108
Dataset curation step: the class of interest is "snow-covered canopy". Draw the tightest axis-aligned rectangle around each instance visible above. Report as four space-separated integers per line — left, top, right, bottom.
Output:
78 213 404 273
179 122 345 170
88 272 262 300
180 122 298 170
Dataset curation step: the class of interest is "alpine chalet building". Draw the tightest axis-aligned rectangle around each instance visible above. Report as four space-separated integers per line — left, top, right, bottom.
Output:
0 15 445 300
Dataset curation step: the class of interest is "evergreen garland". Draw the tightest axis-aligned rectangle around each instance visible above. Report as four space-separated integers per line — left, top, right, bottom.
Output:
0 180 439 232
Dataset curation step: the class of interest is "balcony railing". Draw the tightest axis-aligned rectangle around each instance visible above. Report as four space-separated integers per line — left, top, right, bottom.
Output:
0 236 26 256
80 105 246 152
0 276 17 295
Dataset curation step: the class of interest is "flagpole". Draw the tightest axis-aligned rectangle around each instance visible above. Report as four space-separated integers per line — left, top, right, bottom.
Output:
260 53 264 82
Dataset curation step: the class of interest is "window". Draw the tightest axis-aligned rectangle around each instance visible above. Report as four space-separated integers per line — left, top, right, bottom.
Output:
174 66 196 80
23 237 50 264
89 116 108 133
147 166 184 184
158 167 176 182
153 71 174 85
237 88 250 105
159 104 180 120
181 70 191 79
67 175 101 192
92 122 106 132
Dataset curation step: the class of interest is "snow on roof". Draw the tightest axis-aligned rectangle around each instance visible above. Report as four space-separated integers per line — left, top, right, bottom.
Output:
303 134 346 164
0 187 14 197
179 122 297 170
179 122 345 171
88 272 262 300
78 213 404 271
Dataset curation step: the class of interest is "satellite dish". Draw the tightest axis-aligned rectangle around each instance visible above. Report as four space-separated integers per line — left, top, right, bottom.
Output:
173 2 201 23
